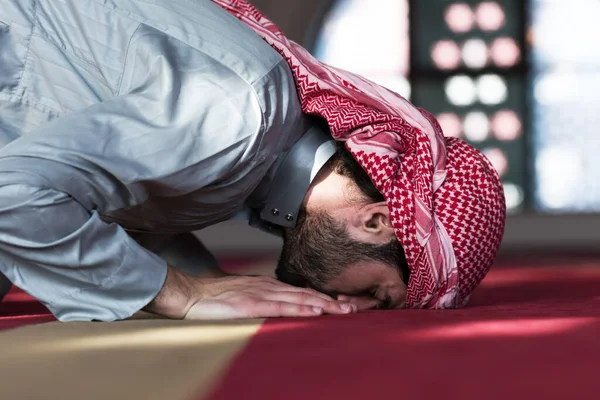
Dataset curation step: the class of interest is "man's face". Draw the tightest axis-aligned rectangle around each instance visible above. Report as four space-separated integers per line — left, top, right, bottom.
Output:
275 170 408 310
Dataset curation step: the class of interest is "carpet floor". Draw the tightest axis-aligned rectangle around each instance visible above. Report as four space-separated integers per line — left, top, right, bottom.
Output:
1 253 599 400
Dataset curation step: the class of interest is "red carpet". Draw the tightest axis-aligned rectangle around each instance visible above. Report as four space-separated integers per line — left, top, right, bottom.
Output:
207 254 600 400
2 254 600 399
0 287 55 331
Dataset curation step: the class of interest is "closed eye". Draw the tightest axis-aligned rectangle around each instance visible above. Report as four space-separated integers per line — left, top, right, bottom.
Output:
368 286 391 310
375 294 393 310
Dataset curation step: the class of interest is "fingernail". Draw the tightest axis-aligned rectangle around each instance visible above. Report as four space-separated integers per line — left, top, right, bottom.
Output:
341 304 352 312
313 307 323 314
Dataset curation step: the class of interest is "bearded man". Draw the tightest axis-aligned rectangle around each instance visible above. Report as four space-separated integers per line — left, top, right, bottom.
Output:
0 0 505 321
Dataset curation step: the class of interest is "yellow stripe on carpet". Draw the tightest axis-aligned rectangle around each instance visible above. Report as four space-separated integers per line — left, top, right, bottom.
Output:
0 317 264 400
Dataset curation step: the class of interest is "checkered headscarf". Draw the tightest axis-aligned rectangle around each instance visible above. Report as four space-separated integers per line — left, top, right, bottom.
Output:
215 0 507 308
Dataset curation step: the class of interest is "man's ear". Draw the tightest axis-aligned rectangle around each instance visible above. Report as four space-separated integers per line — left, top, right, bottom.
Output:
348 201 394 242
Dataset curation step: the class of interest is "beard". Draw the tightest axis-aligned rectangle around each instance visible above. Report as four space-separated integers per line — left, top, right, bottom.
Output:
275 207 406 291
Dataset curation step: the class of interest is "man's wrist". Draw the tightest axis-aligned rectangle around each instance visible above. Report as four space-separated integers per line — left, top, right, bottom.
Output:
143 265 198 319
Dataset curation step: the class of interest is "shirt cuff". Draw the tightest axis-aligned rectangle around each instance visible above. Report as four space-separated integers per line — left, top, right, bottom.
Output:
48 242 168 322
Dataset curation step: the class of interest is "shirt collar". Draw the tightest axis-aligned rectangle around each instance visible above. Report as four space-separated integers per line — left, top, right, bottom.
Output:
244 117 336 237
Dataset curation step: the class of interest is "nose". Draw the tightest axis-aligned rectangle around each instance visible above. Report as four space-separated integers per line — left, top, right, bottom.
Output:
383 285 407 309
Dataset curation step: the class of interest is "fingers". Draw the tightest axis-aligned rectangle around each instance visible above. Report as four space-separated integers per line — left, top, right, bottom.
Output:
185 275 360 321
337 294 379 310
254 276 335 301
185 293 355 320
262 291 355 315
255 301 325 318
185 299 325 319
245 277 357 314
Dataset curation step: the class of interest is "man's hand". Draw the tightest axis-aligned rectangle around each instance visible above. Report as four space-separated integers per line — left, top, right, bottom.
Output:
185 275 356 319
145 266 356 319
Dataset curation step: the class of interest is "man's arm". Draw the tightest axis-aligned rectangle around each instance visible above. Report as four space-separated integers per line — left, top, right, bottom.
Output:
0 181 168 321
0 25 354 320
0 180 352 321
0 25 259 321
138 234 357 319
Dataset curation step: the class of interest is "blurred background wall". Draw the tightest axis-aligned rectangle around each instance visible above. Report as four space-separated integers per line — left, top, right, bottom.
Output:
197 0 600 255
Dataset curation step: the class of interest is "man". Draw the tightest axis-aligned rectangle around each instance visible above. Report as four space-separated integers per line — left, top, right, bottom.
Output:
0 0 506 321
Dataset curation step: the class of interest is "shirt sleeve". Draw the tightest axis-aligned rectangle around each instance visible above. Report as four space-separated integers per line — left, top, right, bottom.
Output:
0 184 168 321
0 24 265 321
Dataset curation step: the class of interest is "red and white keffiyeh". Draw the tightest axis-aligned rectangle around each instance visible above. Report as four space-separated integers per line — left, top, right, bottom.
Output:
215 0 506 308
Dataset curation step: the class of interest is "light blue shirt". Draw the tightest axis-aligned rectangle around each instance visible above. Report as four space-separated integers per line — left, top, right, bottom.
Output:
0 0 305 321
